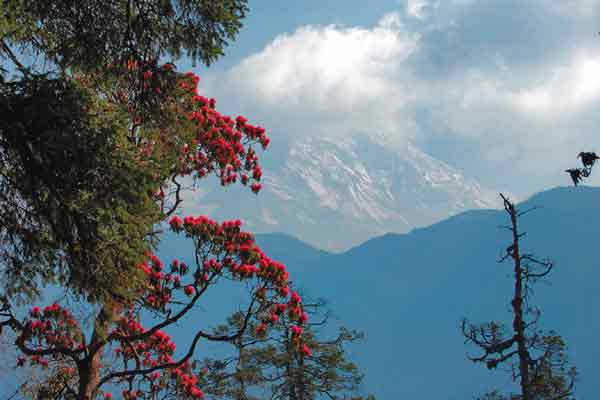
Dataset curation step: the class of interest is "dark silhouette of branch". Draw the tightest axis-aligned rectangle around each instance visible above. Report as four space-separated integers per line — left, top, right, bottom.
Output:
462 194 575 400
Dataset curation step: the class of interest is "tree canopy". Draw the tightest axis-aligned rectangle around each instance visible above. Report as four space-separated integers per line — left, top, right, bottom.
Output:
0 0 255 302
0 2 328 399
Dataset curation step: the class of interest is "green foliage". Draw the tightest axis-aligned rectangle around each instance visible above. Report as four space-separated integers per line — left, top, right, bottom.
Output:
528 335 577 400
0 0 248 72
0 75 157 301
202 303 373 400
0 0 250 302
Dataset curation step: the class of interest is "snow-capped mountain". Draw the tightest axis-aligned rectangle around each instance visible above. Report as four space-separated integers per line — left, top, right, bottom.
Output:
184 134 500 251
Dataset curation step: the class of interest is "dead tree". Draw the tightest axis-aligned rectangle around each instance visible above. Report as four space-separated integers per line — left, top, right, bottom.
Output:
462 194 576 400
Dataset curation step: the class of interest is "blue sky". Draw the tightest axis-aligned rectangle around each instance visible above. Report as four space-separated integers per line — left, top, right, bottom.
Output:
185 0 600 198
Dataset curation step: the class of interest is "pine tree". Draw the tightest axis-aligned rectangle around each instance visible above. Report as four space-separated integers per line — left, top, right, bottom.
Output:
200 299 374 400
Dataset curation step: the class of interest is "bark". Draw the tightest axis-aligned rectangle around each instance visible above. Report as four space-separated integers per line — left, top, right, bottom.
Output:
285 328 297 400
78 351 104 400
77 305 115 400
297 353 306 400
505 197 531 400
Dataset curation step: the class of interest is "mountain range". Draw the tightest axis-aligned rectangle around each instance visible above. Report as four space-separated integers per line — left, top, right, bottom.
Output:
162 186 600 399
186 134 499 251
2 183 591 399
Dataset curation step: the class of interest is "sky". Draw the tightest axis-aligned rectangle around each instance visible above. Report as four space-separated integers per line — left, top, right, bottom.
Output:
184 0 600 199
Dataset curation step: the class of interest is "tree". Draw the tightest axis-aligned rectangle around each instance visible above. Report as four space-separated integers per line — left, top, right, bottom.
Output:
0 2 315 399
199 299 373 400
462 194 576 400
1 222 307 399
0 0 250 302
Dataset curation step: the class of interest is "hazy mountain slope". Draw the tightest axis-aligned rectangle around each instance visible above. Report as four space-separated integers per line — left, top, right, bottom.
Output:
1 191 587 399
253 186 600 399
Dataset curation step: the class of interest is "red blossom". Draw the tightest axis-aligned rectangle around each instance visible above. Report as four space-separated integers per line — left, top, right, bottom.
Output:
251 183 262 194
302 344 312 357
169 216 183 230
11 60 309 400
291 326 304 336
184 285 195 296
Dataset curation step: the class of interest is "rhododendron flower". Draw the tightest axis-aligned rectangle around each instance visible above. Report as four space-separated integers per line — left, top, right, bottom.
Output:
302 344 312 357
184 285 195 296
169 216 183 230
300 311 309 324
255 323 267 337
251 183 262 194
180 263 189 275
276 303 287 314
291 325 304 336
291 291 302 304
190 387 205 398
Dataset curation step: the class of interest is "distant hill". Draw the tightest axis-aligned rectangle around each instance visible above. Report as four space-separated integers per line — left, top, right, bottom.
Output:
257 186 599 399
158 186 600 399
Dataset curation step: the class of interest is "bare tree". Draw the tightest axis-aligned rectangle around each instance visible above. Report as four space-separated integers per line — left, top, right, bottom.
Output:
462 194 576 400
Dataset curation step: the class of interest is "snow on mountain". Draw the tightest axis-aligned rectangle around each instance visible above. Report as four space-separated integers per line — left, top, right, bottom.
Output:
185 134 500 251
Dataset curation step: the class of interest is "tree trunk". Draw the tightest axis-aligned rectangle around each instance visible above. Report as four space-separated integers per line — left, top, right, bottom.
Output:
77 351 104 400
507 200 531 400
77 304 115 399
297 353 306 400
285 328 297 400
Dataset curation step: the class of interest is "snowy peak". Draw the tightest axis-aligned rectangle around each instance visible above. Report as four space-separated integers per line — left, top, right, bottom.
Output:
280 135 497 220
190 134 499 251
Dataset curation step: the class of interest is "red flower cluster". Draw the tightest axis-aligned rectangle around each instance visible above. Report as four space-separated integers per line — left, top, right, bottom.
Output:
169 215 291 288
154 68 270 193
110 317 206 397
5 58 307 398
167 215 309 350
171 365 206 398
17 303 83 367
137 253 174 310
85 60 271 204
113 322 177 368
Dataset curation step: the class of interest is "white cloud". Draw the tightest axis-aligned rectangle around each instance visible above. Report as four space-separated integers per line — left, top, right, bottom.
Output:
200 2 600 196
514 54 600 114
228 14 419 113
204 13 423 145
